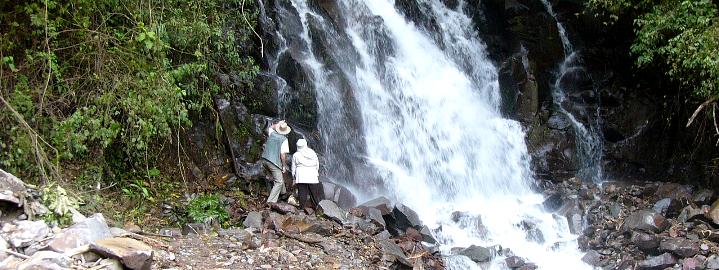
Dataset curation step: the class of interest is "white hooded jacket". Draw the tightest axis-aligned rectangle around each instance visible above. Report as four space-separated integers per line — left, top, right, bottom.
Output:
291 140 319 184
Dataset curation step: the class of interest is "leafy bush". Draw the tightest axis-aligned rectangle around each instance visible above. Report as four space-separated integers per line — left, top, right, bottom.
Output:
187 194 229 225
0 0 260 184
586 0 719 100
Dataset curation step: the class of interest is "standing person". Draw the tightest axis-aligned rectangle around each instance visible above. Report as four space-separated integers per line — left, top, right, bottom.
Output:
291 139 323 214
261 120 291 204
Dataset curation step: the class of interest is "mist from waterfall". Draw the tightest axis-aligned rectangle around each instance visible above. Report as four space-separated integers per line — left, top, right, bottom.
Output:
261 0 593 268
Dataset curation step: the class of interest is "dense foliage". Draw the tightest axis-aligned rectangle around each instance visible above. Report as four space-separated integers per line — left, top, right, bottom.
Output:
0 0 260 184
586 0 719 100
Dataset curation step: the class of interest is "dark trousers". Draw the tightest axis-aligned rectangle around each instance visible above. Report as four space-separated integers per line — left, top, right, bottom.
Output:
296 183 323 209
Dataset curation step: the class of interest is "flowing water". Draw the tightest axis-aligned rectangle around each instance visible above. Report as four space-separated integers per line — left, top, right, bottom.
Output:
540 0 604 184
261 0 592 268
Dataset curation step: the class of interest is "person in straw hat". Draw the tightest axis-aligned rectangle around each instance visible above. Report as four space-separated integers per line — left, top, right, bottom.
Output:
261 120 291 204
291 138 322 214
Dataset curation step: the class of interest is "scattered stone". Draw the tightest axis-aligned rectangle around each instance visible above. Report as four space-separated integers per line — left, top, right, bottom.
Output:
707 200 719 225
16 251 71 270
631 231 660 251
693 189 715 205
90 237 153 270
181 223 208 235
1 220 50 248
581 250 602 266
358 197 393 215
367 208 386 229
458 245 493 263
243 212 263 230
653 198 682 218
419 226 437 244
622 210 669 233
557 199 584 234
678 205 708 223
271 202 298 215
637 253 676 270
96 258 124 270
378 239 410 266
706 255 719 269
158 228 182 237
0 191 20 206
47 213 112 253
505 255 525 268
0 237 8 261
318 200 347 224
658 238 700 258
388 203 421 232
542 193 563 212
682 257 702 270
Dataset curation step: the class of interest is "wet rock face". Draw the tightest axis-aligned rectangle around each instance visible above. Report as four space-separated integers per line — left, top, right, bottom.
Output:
637 253 677 270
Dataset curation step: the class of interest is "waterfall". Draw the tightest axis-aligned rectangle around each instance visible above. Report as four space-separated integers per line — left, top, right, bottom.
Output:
261 0 592 268
540 0 604 184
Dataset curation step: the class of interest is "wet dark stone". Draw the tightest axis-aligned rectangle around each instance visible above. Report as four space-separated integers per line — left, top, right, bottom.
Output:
358 197 394 215
637 253 676 270
542 193 563 212
581 250 602 266
658 238 700 258
621 210 669 233
631 231 660 252
505 256 525 268
458 245 494 263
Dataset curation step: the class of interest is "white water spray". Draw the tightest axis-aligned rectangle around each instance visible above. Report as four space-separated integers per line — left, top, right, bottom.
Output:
264 0 593 268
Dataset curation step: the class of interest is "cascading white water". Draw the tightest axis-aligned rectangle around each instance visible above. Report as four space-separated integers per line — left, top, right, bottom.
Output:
263 0 593 268
540 0 604 184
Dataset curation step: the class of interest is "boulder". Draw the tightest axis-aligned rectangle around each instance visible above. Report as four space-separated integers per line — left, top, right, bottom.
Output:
706 255 719 269
388 203 421 232
367 207 386 229
181 223 209 235
630 231 660 252
419 226 437 244
581 250 602 266
0 236 8 261
621 210 669 233
658 238 700 258
379 239 411 266
318 200 347 224
320 182 356 209
47 213 112 253
458 245 494 263
678 205 709 223
542 193 563 212
243 212 263 230
708 200 719 225
358 197 393 215
90 237 153 270
637 253 677 270
270 202 298 214
692 189 715 205
0 191 20 206
557 199 584 234
16 251 71 270
1 220 50 248
682 257 702 270
653 198 683 218
506 256 525 268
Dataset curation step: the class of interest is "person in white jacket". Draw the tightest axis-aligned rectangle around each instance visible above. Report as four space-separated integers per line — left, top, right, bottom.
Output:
291 139 322 213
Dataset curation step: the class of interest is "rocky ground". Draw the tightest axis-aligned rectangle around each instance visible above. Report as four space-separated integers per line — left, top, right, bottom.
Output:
0 169 443 270
5 166 719 270
542 177 719 270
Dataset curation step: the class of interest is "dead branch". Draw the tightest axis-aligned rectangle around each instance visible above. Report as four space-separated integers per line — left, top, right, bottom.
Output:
686 96 717 128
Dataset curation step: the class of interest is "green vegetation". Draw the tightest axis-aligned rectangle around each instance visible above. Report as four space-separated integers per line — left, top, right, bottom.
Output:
586 0 719 100
0 0 260 224
187 194 229 225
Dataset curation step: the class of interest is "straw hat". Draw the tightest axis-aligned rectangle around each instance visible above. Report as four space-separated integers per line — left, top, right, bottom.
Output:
275 120 291 135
